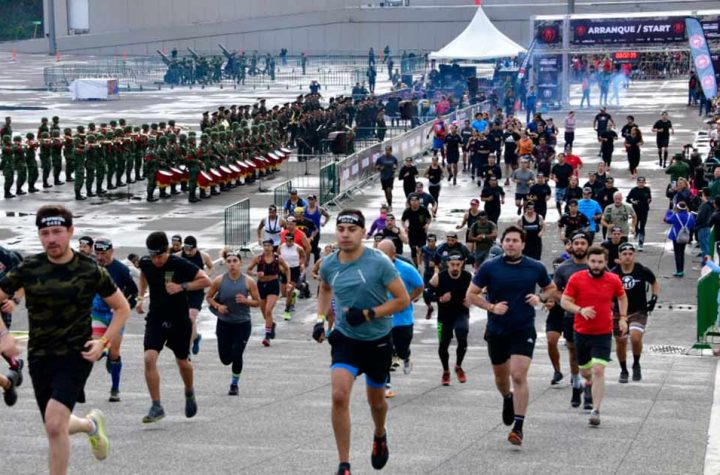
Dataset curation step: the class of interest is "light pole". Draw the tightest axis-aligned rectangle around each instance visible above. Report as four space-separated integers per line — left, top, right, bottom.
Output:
47 0 57 56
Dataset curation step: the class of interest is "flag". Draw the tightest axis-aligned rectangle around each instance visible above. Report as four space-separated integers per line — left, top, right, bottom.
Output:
517 39 536 80
686 17 717 99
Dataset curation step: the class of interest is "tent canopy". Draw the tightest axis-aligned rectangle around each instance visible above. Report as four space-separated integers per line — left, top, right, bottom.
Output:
430 7 526 61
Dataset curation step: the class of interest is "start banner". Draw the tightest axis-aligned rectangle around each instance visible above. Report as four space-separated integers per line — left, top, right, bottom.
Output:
570 17 686 45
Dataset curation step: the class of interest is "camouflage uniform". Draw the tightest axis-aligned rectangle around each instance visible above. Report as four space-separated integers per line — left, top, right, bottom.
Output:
24 133 39 192
1 136 14 198
84 135 98 197
13 136 27 195
39 132 53 188
73 138 86 200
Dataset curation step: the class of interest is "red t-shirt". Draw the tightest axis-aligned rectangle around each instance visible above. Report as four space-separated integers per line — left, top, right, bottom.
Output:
564 154 583 172
564 270 625 335
280 228 305 245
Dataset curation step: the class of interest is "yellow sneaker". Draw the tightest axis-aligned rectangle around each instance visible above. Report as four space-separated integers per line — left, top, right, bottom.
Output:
87 409 109 461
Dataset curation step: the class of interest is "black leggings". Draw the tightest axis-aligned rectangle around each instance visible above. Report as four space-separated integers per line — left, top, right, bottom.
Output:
216 319 252 374
438 318 469 371
392 324 413 361
635 211 648 244
672 240 686 273
429 184 440 203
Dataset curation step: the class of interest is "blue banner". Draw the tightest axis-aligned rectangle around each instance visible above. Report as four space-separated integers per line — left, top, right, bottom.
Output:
517 39 536 80
686 17 718 100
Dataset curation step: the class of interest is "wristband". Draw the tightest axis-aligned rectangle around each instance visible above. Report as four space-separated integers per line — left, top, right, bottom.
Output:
619 315 628 319
365 308 376 321
181 282 189 291
99 336 110 348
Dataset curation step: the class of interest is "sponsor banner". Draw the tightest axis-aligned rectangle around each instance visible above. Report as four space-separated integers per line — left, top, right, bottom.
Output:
571 17 686 45
687 17 717 99
535 21 562 45
535 55 562 102
701 16 720 40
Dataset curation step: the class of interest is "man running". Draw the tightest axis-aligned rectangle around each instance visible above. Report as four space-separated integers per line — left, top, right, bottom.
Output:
430 254 473 385
375 146 398 208
256 204 285 250
78 235 94 256
467 225 555 446
91 238 138 402
315 209 410 475
278 232 306 321
652 111 674 168
177 235 214 355
170 234 183 254
401 194 432 268
247 240 291 346
207 249 261 395
611 242 659 383
136 231 211 423
0 205 130 472
562 246 627 426
511 159 535 216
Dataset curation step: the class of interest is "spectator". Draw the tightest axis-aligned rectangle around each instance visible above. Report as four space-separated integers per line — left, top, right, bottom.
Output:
696 188 713 259
664 202 695 277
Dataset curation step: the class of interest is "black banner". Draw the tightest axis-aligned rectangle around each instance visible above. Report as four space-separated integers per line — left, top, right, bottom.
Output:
535 55 562 103
701 16 720 40
535 20 563 45
570 17 686 45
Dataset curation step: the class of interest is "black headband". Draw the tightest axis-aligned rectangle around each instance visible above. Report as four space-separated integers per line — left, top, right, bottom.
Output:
147 247 167 257
93 240 113 251
447 254 465 262
337 213 365 228
38 216 71 229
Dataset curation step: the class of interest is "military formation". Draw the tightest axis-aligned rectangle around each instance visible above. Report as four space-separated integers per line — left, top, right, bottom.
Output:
0 113 290 203
160 47 277 86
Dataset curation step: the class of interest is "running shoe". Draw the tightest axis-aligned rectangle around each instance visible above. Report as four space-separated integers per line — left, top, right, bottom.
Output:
185 392 198 418
588 409 601 427
2 371 18 406
425 306 434 320
502 393 514 426
571 387 582 407
262 338 270 347
632 364 642 381
87 409 109 461
583 386 593 411
14 358 24 387
618 370 629 384
441 371 451 386
191 334 202 355
228 384 239 396
403 359 413 375
142 404 165 423
336 463 351 475
384 385 396 399
507 429 523 446
371 432 389 470
551 371 564 385
455 365 467 383
108 389 120 403
269 322 276 339
392 356 401 369
283 310 292 321
290 289 299 306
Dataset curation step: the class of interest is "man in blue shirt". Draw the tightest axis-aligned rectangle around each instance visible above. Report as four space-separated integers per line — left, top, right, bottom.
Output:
377 240 423 398
466 225 555 447
315 209 410 475
471 112 488 134
577 187 603 242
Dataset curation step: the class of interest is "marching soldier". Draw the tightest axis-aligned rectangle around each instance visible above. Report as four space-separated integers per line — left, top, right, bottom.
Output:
0 117 11 138
39 132 53 188
63 128 75 182
50 115 61 132
186 134 201 203
74 136 86 200
13 136 27 196
85 134 98 197
123 126 135 184
24 133 39 193
2 135 14 198
102 132 115 190
51 130 64 185
37 117 49 137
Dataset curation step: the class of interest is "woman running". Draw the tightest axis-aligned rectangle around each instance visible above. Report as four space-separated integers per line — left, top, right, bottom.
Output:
247 240 290 346
625 126 644 179
517 201 545 260
207 249 261 395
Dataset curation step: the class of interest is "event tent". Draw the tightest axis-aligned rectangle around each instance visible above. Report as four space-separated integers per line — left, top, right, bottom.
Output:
429 6 526 60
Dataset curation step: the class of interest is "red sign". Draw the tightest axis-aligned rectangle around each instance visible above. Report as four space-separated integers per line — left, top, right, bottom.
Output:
614 51 638 60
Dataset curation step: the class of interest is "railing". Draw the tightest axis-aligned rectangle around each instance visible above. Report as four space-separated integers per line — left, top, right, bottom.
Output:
223 198 251 248
319 161 338 207
273 179 293 210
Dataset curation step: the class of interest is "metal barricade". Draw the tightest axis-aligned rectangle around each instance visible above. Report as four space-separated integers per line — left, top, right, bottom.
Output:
273 179 293 209
319 161 338 206
224 198 251 248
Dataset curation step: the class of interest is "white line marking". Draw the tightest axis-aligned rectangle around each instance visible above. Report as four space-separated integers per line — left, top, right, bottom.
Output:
705 359 720 475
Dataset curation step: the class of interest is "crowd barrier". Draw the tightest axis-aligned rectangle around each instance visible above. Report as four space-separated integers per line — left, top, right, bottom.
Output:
223 198 251 249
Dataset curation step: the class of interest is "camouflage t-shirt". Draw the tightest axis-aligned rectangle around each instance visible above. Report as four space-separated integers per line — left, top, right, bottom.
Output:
0 251 117 357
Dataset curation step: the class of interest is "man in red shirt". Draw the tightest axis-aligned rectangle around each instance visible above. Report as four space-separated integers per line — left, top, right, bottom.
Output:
563 145 583 176
561 246 627 427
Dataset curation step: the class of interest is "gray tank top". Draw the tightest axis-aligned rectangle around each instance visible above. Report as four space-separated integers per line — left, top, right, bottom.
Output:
210 273 251 324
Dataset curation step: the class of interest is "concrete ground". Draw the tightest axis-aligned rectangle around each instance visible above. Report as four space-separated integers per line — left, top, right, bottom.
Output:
0 54 717 474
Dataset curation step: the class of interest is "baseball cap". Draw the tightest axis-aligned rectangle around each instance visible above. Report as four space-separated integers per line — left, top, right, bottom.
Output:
289 188 298 194
582 187 592 193
78 236 93 246
286 216 296 223
183 236 197 249
171 234 182 243
446 231 458 238
294 207 305 214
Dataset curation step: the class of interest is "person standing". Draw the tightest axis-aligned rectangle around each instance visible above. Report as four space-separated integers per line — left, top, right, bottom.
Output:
466 226 556 446
696 188 714 259
314 209 410 475
663 202 695 277
611 243 659 383
626 177 652 250
247 240 290 346
0 205 131 472
375 146 398 208
177 236 214 355
652 111 673 168
206 249 261 395
136 231 212 423
562 246 628 427
624 126 644 178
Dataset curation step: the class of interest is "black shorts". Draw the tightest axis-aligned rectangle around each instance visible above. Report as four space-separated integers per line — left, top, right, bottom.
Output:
438 314 470 340
484 327 537 365
563 315 575 342
574 332 612 369
328 330 392 388
447 154 459 164
656 138 669 148
280 266 301 284
545 307 564 333
187 291 204 310
258 279 280 299
381 177 394 190
144 316 192 360
29 354 93 419
505 154 518 166
515 193 527 202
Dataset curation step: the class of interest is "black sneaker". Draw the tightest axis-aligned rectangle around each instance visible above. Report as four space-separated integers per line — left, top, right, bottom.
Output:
571 387 582 407
336 462 351 475
502 393 514 426
371 432 389 470
13 358 23 387
632 364 642 381
109 389 120 402
142 404 165 423
583 386 593 411
618 370 629 384
185 392 198 418
228 384 239 396
3 371 18 406
551 371 563 385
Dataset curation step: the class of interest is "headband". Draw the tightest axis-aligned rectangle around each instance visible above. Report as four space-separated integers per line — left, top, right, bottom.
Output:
93 240 113 251
447 254 465 262
337 213 365 228
147 247 167 257
570 232 589 243
37 215 71 229
225 249 243 259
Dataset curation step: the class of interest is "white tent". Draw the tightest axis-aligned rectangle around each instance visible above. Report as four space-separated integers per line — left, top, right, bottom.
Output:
429 7 526 60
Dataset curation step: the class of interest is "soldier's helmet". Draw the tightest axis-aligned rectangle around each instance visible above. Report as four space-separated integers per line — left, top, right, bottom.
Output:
179 134 187 142
41 117 48 123
77 125 85 133
141 124 149 131
159 121 167 129
64 128 72 134
41 132 50 139
73 137 81 145
119 118 127 126
114 129 123 137
88 122 96 130
13 136 22 142
158 136 168 145
2 136 10 144
124 126 132 133
106 133 114 140
51 130 60 138
168 120 176 127
52 116 59 123
133 126 141 133
201 134 209 141
167 133 176 141
109 120 118 127
150 123 158 130
26 132 35 140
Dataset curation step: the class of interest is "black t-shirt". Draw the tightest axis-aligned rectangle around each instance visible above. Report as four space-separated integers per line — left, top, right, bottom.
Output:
488 129 503 152
596 187 618 209
399 165 418 186
379 227 403 255
611 263 656 314
503 131 520 158
600 130 618 151
408 191 436 209
475 139 492 164
653 119 672 139
460 127 473 146
427 166 443 185
435 270 473 320
595 113 612 132
481 185 504 213
559 213 590 238
479 163 502 182
445 133 462 157
627 186 652 212
601 239 622 265
401 206 432 237
551 163 574 188
139 254 201 322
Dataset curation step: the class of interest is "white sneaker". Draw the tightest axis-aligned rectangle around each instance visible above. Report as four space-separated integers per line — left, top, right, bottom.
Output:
87 409 109 460
403 359 412 375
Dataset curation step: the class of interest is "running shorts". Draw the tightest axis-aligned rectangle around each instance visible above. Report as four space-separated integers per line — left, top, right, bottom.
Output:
328 330 392 388
437 314 470 341
29 354 93 418
187 291 204 310
484 327 537 365
143 317 192 360
91 312 125 338
258 279 280 299
612 311 648 337
515 193 528 202
381 177 394 190
563 315 575 342
574 332 612 369
545 307 564 334
280 266 301 284
433 137 445 150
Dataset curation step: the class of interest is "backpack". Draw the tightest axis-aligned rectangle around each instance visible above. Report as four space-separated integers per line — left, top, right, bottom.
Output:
675 214 691 244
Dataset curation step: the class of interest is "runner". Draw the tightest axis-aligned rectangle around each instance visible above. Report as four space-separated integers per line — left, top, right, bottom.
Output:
468 210 497 268
375 145 399 209
0 245 24 390
424 155 444 208
278 233 306 321
78 235 94 256
544 259 567 385
136 231 212 423
626 177 652 250
256 204 285 250
558 200 591 243
466 225 556 446
445 124 462 185
178 235 214 355
314 209 410 475
511 159 535 216
562 246 628 426
170 234 183 254
377 240 423 398
247 240 291 346
456 199 483 253
402 195 432 268
420 234 439 320
430 254 473 385
304 194 331 263
611 243 659 383
551 153 575 216
480 175 505 225
0 204 130 471
460 119 474 172
91 238 138 402
517 201 545 261
552 232 590 407
207 249 261 395
427 114 448 163
527 173 551 219
652 111 674 168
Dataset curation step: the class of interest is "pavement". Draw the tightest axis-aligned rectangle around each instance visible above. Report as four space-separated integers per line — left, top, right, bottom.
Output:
0 55 718 474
